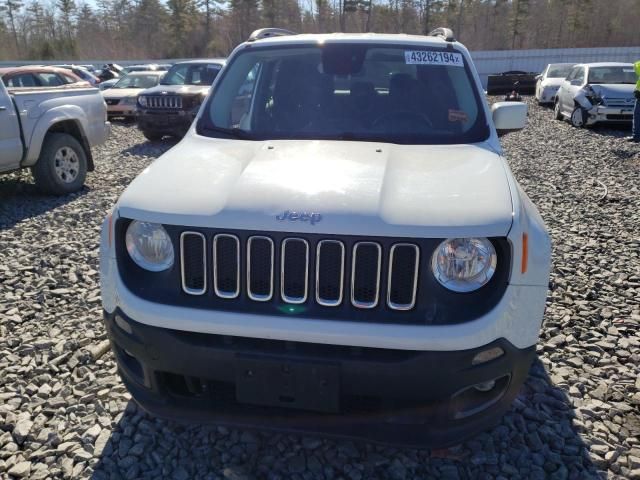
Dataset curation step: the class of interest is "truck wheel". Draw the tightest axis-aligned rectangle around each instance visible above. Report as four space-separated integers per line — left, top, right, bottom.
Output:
553 100 563 120
142 131 163 141
31 133 87 195
570 107 585 128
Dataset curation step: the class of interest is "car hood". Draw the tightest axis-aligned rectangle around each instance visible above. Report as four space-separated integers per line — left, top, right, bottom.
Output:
140 84 210 96
590 83 636 99
102 88 142 98
541 78 564 88
117 138 515 238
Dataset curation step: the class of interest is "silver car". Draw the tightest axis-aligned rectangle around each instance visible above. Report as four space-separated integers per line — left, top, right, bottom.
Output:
535 63 575 105
554 62 636 127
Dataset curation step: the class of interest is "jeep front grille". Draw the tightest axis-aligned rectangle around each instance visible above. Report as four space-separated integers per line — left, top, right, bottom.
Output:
145 95 183 109
179 232 420 311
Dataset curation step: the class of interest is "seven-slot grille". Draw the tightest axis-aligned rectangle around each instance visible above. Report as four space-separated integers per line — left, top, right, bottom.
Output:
180 233 420 311
145 95 183 109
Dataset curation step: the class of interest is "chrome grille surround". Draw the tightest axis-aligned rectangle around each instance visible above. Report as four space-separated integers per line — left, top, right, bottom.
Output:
180 231 206 295
213 234 240 299
280 238 309 304
178 232 425 311
350 241 382 309
387 243 420 311
247 236 275 302
146 95 183 109
315 240 345 307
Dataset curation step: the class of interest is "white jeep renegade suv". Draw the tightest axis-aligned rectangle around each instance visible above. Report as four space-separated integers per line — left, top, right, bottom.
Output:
100 28 551 446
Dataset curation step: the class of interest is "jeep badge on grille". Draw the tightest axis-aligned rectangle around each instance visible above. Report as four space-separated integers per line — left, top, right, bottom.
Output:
276 210 322 225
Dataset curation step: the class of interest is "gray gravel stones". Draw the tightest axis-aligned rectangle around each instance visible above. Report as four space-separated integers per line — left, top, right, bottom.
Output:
0 105 639 478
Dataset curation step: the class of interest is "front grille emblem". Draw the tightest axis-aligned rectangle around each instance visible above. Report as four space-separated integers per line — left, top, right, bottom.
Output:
276 210 322 225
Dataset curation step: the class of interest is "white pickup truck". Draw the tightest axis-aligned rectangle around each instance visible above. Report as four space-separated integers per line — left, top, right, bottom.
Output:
0 79 110 194
101 28 551 446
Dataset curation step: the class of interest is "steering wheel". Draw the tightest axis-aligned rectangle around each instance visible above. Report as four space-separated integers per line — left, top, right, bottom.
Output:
372 110 433 129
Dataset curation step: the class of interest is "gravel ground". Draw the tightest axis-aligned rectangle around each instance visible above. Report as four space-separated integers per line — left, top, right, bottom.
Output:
0 98 639 479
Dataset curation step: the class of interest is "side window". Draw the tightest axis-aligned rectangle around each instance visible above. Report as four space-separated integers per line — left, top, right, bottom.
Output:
63 73 79 83
566 68 577 81
230 63 261 128
574 68 585 84
5 74 38 87
35 73 64 86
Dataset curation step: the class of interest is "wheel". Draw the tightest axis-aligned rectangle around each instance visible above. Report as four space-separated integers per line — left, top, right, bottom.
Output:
553 99 563 120
570 107 585 128
31 133 87 195
142 130 164 141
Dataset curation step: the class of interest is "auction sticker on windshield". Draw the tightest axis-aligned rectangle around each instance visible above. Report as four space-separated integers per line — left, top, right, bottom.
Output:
405 51 464 67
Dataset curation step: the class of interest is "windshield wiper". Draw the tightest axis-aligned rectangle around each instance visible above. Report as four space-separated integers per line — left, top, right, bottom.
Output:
203 125 252 140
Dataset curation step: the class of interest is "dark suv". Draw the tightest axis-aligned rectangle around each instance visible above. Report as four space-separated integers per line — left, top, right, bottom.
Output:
137 59 225 141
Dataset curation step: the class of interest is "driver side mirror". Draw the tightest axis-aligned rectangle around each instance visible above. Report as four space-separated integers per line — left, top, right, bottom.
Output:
492 102 528 136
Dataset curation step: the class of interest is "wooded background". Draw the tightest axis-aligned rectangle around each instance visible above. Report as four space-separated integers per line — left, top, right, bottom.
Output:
1 0 639 61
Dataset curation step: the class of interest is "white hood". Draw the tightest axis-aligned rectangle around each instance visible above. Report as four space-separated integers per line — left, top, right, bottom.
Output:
541 78 565 88
141 84 210 96
591 83 636 100
117 136 514 238
102 88 142 99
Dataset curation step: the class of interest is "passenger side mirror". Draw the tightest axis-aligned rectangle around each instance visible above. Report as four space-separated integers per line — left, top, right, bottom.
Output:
492 101 528 136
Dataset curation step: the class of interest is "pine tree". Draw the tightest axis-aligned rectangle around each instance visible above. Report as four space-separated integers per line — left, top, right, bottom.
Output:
57 0 76 46
167 0 197 56
0 0 23 55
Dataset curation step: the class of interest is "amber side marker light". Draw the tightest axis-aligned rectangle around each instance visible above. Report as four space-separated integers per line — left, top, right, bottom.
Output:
521 232 528 274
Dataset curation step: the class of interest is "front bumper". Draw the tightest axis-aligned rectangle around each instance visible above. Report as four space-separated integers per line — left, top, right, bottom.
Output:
107 104 137 117
586 105 634 124
137 109 196 135
105 309 535 447
538 87 559 104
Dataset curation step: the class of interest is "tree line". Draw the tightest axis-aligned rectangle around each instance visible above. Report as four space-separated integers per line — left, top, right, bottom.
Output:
1 0 639 61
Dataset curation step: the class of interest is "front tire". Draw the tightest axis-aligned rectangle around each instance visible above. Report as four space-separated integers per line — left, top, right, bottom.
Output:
31 133 87 195
553 99 563 120
142 130 164 141
570 107 586 128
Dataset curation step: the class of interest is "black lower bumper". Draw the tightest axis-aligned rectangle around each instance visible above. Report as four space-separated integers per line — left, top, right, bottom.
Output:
104 309 534 447
137 110 195 136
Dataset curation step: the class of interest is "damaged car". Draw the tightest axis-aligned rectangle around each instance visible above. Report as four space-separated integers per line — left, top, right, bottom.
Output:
554 62 637 127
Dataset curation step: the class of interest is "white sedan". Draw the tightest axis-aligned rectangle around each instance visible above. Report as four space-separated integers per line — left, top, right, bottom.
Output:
535 63 575 105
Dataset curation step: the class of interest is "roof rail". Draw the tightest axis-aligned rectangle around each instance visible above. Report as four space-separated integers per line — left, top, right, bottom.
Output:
248 28 297 42
428 27 455 42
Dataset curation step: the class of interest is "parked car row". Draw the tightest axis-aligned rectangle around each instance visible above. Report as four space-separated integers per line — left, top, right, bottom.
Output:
100 58 226 141
535 62 637 128
0 65 90 88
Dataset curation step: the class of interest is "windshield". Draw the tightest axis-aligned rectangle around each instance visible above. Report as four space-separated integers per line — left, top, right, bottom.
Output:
161 63 221 86
588 66 636 84
114 74 161 89
547 65 574 78
200 44 488 145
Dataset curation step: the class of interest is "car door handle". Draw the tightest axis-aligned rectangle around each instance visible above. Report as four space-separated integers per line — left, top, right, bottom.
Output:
0 106 7 111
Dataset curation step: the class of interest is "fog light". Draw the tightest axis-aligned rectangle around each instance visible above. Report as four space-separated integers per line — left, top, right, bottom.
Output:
472 347 504 365
474 380 496 392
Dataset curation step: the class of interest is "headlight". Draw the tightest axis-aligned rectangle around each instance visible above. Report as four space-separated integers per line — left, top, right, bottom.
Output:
431 238 497 292
125 221 174 271
138 96 148 107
